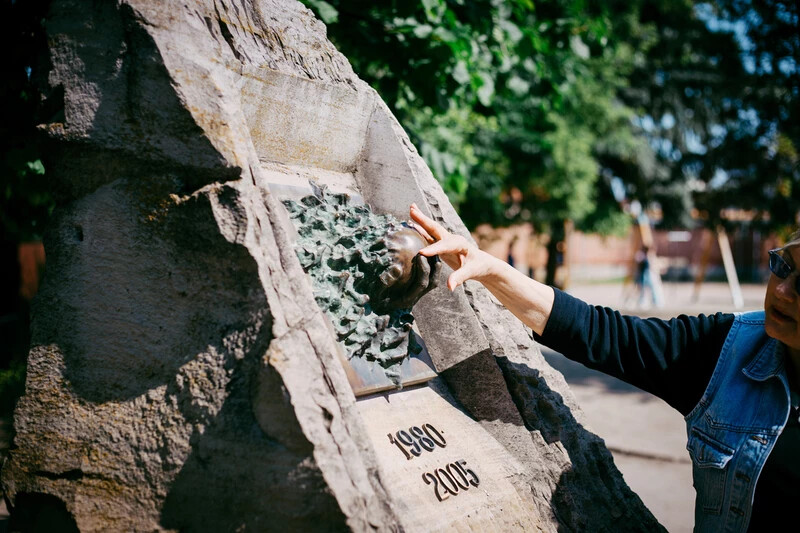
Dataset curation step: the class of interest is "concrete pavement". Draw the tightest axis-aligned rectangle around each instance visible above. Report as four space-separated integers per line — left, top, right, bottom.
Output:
548 281 767 532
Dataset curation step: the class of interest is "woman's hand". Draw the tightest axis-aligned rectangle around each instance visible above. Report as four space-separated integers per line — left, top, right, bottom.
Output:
408 203 554 335
409 203 498 291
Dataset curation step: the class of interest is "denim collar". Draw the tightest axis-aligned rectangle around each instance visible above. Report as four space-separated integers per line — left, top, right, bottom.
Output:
743 337 785 381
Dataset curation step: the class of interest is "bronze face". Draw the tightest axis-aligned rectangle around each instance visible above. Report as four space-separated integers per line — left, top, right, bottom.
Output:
376 226 440 311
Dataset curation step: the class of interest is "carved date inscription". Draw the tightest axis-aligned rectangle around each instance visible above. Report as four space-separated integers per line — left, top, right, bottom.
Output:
422 460 480 501
387 423 480 502
387 423 446 460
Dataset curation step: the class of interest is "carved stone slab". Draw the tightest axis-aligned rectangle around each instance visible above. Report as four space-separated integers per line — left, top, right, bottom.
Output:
357 383 542 531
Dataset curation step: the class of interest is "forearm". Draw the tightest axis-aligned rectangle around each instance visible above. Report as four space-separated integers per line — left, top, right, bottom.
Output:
537 288 734 414
477 252 555 336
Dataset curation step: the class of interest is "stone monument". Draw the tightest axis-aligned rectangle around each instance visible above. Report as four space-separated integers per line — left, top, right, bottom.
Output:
1 0 664 531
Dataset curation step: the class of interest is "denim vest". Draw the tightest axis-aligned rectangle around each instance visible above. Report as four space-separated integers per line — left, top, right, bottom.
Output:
685 311 791 532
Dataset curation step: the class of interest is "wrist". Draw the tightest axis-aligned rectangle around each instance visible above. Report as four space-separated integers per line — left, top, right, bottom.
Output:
475 250 505 285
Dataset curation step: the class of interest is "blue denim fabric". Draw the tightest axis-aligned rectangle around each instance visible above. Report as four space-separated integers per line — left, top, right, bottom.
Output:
685 311 791 532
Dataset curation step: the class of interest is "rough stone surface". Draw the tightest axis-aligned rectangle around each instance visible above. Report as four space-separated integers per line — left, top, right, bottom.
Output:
4 1 397 531
2 0 663 531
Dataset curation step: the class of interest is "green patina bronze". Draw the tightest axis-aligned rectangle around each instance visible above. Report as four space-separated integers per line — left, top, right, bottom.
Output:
283 185 439 386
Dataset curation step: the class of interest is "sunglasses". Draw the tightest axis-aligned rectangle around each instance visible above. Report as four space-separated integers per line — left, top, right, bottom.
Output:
768 249 800 293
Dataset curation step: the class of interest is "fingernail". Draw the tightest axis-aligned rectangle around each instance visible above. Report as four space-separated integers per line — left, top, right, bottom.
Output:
411 203 418 210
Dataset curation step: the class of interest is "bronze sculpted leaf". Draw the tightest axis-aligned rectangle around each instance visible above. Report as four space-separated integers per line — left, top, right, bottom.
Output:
283 185 440 386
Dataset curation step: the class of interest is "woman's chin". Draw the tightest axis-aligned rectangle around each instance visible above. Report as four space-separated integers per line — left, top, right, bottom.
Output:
766 312 800 347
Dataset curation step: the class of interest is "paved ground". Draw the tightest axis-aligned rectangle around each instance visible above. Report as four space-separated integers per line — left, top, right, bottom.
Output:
550 280 767 532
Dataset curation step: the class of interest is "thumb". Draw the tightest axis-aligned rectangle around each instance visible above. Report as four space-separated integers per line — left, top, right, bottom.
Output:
447 264 477 291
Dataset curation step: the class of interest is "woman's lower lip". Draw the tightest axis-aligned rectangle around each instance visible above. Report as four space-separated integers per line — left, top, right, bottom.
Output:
771 308 794 323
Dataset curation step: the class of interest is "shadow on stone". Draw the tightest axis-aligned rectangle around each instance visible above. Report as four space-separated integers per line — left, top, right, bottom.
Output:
7 493 79 533
33 0 249 405
428 345 662 532
495 356 665 532
41 1 232 203
37 184 261 404
159 338 347 532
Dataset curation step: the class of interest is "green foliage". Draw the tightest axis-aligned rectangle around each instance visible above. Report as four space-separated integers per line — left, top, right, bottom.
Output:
4 0 794 243
1 150 53 242
0 0 52 417
304 0 798 238
304 0 338 23
405 106 498 207
1 0 53 242
616 0 799 232
301 0 645 235
700 0 799 234
0 359 27 415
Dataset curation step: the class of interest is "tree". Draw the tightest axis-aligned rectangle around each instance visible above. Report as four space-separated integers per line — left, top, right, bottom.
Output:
302 0 648 284
0 0 53 244
0 0 52 410
698 0 799 234
612 0 799 234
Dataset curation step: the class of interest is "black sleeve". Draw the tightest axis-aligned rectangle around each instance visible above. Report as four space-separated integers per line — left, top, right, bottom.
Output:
534 288 735 415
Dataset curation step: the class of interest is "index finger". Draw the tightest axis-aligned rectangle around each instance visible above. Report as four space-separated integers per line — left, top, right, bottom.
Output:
408 221 435 244
410 203 448 241
419 237 468 258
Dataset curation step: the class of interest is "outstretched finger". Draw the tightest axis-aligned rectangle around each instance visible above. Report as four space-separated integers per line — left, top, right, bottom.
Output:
408 221 434 244
419 237 467 258
410 204 448 241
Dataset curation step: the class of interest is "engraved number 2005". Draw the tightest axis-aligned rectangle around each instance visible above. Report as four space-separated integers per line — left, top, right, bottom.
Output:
422 459 480 502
